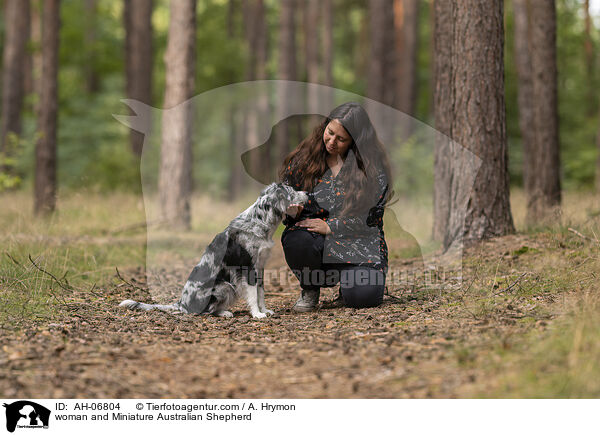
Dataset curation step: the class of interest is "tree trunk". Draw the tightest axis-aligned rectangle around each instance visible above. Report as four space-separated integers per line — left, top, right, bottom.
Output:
432 0 453 242
367 0 394 105
367 0 383 103
125 0 153 158
254 0 267 82
444 0 514 247
242 0 256 81
1 0 30 154
84 0 99 93
278 0 297 91
240 0 269 195
321 0 333 109
393 0 419 118
527 0 561 222
158 0 196 230
596 112 600 193
367 0 395 135
30 0 43 117
304 0 319 114
23 0 34 99
227 0 243 201
277 0 298 166
34 0 60 216
513 0 535 199
591 0 600 193
227 107 244 201
584 0 595 116
252 0 270 178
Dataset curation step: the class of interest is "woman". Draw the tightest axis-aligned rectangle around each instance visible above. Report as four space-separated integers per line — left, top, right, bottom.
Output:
279 102 393 311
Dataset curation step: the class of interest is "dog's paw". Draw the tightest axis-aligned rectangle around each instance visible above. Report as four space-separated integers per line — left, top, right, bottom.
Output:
263 309 275 316
216 310 234 318
252 312 267 319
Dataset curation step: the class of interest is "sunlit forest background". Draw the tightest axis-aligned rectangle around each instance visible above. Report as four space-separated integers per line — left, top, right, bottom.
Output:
1 0 599 196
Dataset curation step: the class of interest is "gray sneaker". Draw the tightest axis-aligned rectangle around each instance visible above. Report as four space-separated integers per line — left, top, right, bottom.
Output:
292 289 320 312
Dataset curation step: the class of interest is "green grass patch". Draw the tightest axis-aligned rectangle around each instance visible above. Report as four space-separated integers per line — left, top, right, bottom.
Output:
1 239 146 327
483 294 600 398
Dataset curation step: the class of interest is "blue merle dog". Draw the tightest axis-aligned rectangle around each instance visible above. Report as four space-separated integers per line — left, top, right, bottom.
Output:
120 183 308 318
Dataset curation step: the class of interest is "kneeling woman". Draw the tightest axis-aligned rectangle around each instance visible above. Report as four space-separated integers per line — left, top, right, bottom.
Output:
279 102 392 311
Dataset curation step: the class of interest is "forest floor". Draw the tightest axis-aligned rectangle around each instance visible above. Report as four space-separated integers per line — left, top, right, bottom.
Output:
1 190 600 398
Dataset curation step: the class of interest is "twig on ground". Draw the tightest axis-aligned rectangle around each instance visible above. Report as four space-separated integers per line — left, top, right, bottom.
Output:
5 252 22 267
87 283 104 298
28 255 72 292
115 267 146 291
456 270 481 320
27 254 71 308
492 272 529 297
568 227 600 244
384 286 404 302
459 269 478 299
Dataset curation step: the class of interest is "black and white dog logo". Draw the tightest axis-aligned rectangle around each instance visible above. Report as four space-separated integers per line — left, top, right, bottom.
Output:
2 401 50 433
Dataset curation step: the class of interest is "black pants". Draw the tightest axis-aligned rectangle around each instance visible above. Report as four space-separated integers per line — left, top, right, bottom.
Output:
281 229 385 308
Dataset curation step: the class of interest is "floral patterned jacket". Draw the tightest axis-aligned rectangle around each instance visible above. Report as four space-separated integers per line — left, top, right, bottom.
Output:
282 150 389 273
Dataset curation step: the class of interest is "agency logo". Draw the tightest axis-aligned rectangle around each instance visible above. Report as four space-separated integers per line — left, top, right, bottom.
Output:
2 401 50 433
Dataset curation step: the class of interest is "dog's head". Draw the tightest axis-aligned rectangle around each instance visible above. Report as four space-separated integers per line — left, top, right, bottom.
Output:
259 183 308 217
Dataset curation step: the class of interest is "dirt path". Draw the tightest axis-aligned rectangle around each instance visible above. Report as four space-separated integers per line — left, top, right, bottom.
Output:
0 235 563 398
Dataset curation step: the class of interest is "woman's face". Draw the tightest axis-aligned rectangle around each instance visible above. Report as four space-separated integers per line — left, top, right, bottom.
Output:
323 119 352 158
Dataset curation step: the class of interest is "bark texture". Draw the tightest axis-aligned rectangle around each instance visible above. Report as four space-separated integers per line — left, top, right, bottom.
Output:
584 0 595 116
304 0 319 114
442 0 515 247
243 0 269 187
1 0 30 154
321 0 333 109
85 0 99 93
367 0 395 106
366 0 395 139
227 0 242 201
34 0 60 215
158 0 196 230
527 0 561 222
393 0 419 117
513 0 535 198
276 0 299 166
125 0 153 157
597 112 600 193
432 0 453 242
25 0 43 117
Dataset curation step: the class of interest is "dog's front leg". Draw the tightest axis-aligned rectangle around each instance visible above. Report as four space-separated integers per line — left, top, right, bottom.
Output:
255 248 274 315
244 283 266 319
256 268 274 315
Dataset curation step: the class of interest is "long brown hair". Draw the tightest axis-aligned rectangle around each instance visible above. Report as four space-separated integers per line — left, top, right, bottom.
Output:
279 102 393 215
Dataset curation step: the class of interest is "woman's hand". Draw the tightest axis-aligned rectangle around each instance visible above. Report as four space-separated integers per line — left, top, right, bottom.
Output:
295 218 332 235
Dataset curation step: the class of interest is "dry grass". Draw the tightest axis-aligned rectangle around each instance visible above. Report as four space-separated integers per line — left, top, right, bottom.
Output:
2 187 600 397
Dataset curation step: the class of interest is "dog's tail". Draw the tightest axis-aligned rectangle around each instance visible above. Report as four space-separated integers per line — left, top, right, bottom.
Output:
119 299 181 313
